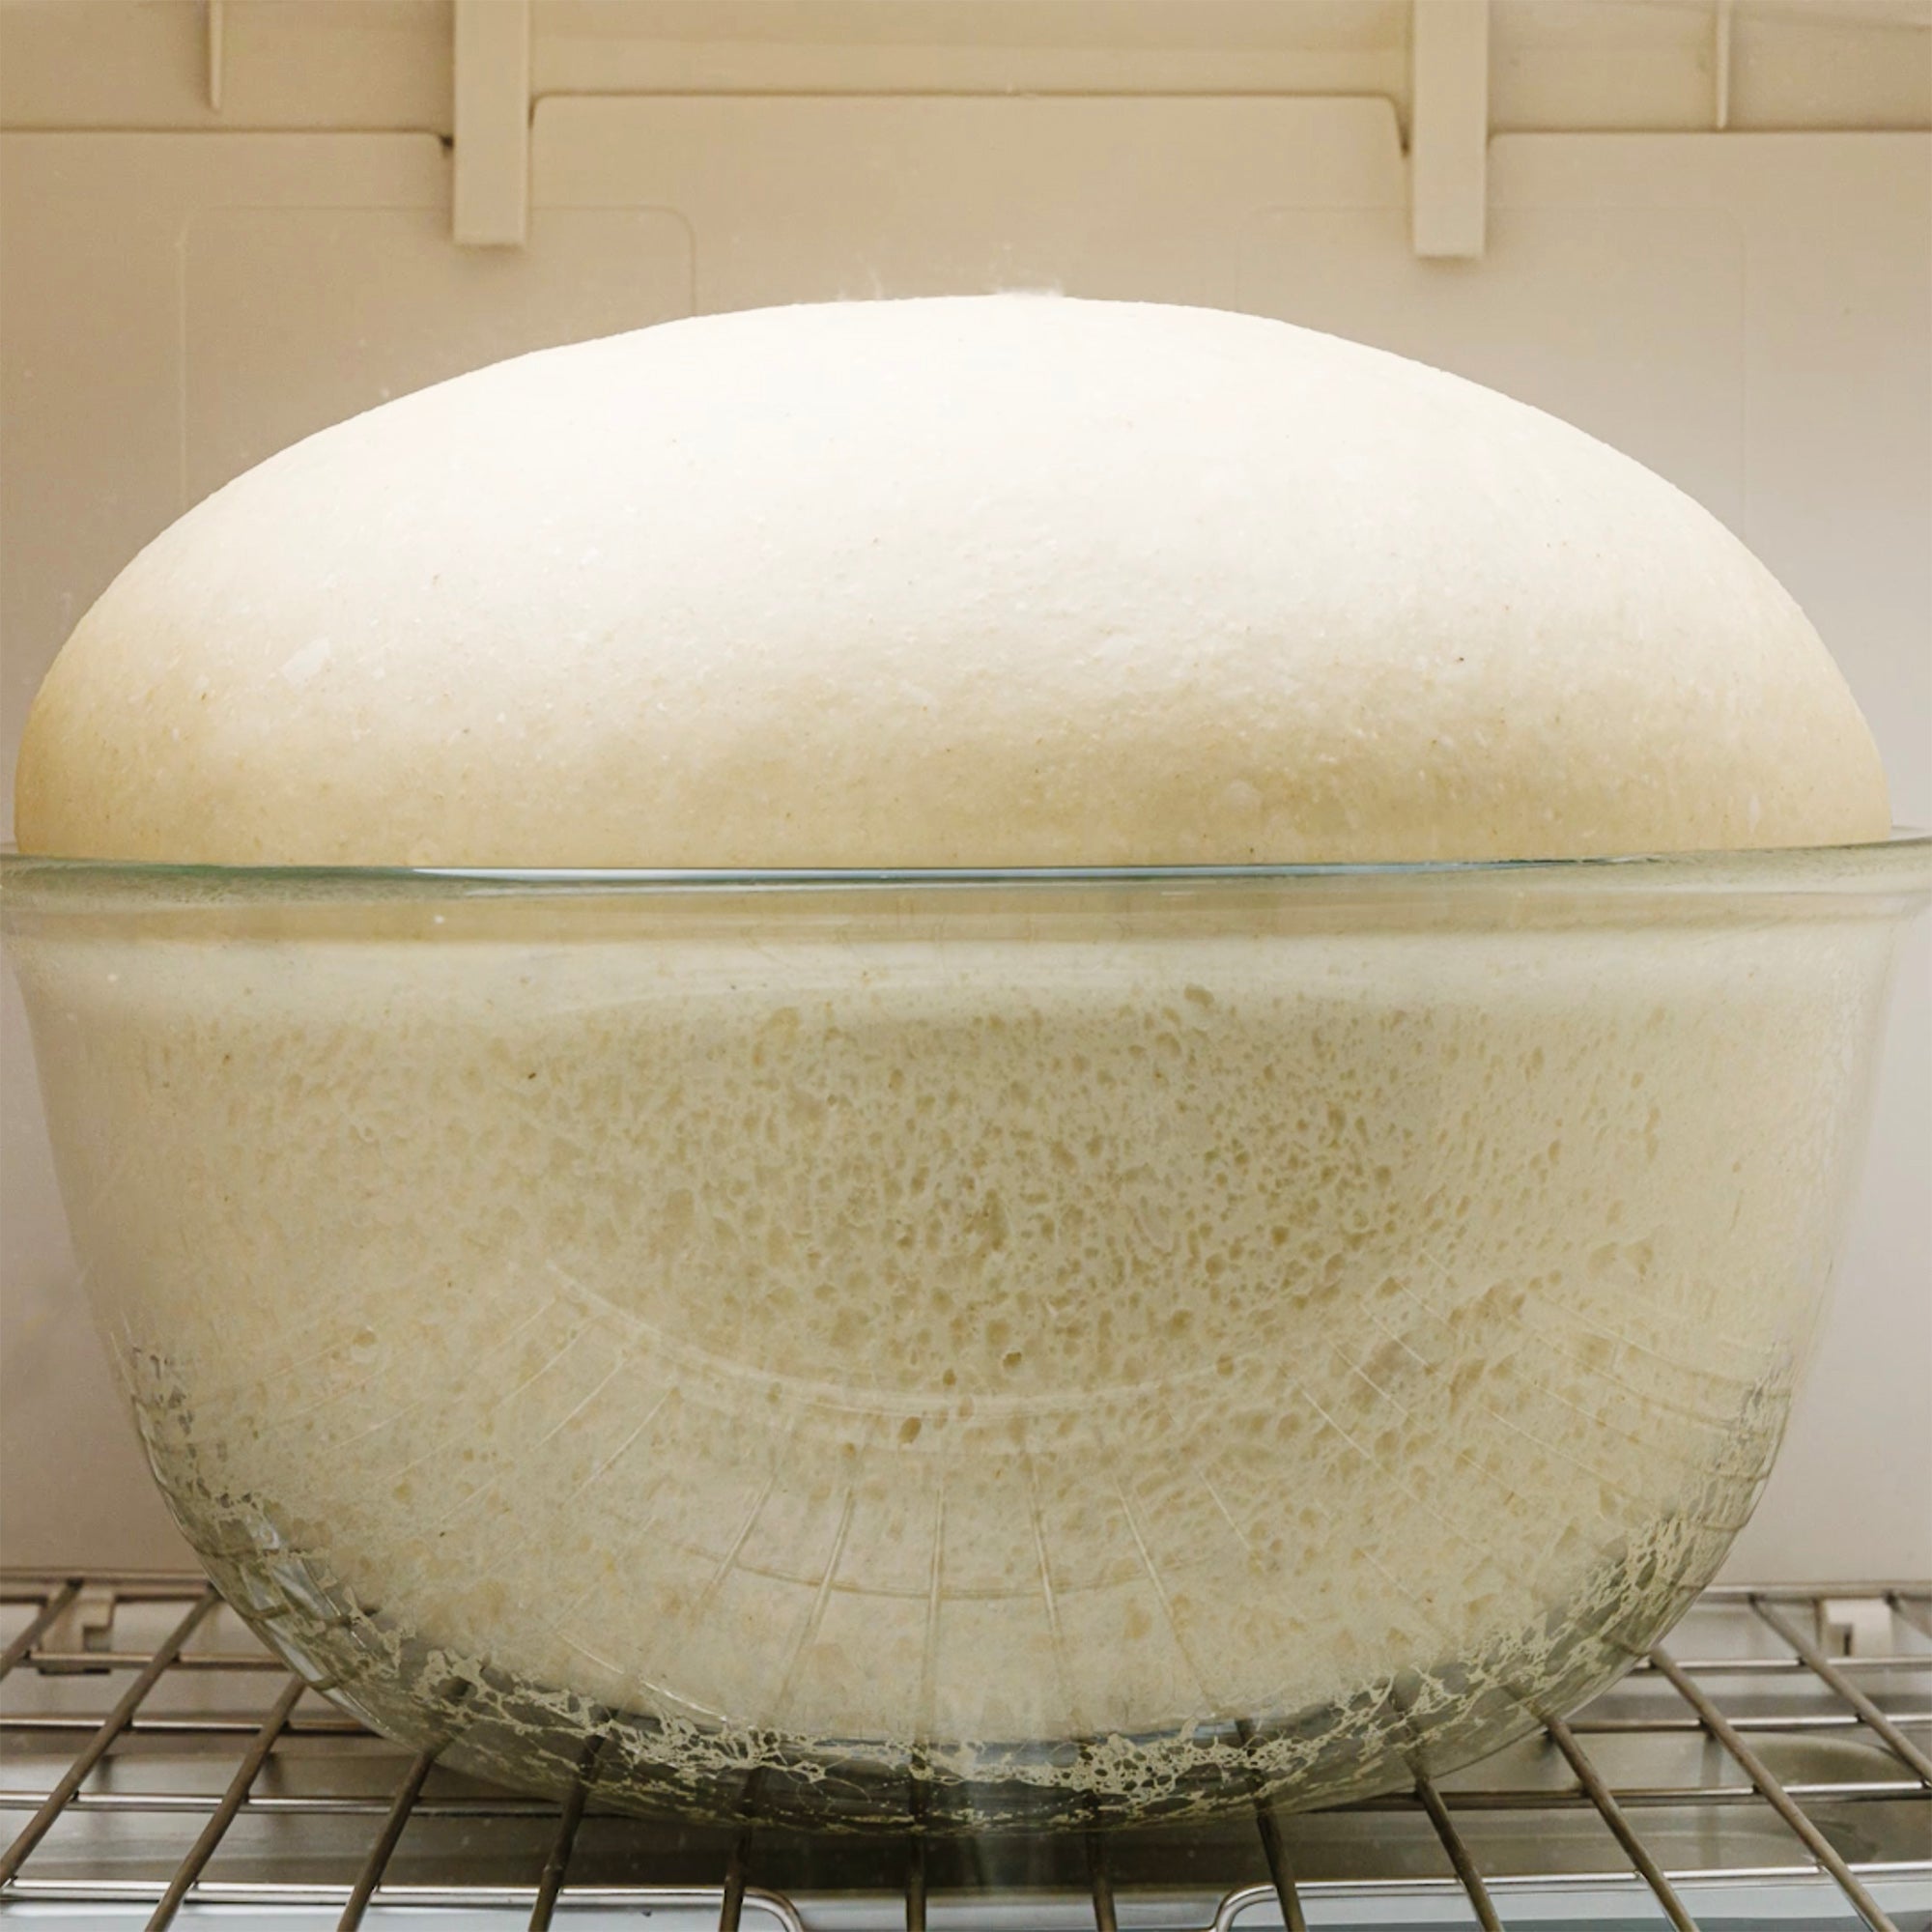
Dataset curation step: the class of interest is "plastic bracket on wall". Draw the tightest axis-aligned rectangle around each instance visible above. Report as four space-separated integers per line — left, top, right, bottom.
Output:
1410 0 1489 260
453 0 531 247
1822 1596 1899 1659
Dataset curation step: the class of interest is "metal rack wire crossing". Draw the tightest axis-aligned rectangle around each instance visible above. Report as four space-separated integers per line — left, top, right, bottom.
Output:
2 1575 1928 1931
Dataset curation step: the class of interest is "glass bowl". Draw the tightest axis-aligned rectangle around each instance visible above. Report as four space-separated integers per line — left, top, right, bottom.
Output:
4 839 1926 1833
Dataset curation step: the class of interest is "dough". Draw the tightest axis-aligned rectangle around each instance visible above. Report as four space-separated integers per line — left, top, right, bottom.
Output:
7 298 1907 1826
14 296 1887 865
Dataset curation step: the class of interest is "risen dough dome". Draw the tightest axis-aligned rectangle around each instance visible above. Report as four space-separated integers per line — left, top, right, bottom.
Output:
14 297 1886 865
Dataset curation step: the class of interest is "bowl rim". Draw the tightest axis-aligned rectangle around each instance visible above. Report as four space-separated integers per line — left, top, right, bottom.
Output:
2 829 1928 901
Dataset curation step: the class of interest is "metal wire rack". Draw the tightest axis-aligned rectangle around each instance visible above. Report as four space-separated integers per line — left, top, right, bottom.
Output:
2 1574 1928 1930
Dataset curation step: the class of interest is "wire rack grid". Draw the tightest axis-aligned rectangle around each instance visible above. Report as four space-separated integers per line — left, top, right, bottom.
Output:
2 1575 1928 1931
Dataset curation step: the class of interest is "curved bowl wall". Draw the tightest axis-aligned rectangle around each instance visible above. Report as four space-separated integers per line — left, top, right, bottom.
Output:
6 843 1924 1830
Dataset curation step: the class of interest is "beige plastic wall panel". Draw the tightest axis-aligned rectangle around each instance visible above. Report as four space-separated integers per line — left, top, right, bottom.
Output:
0 0 454 133
6 0 1925 136
530 0 1413 100
1245 203 1745 512
1491 0 1721 132
1 133 447 741
1730 6 1932 128
185 209 690 499
0 0 213 128
0 129 693 1569
1490 0 1932 132
533 95 1407 315
1477 134 1932 797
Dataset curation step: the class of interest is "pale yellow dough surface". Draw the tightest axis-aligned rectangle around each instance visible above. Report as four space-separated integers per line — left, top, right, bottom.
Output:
15 296 1887 864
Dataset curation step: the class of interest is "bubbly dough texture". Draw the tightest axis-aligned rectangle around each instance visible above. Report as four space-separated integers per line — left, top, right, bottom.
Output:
11 885 1898 1826
15 296 1886 866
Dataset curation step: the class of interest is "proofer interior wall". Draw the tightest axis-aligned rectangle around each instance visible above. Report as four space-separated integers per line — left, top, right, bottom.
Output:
1 93 1927 1580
